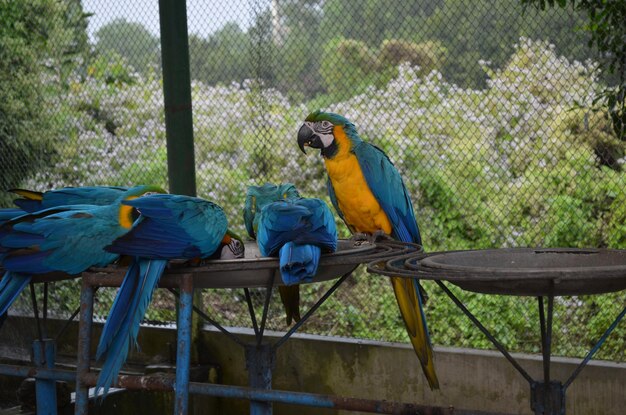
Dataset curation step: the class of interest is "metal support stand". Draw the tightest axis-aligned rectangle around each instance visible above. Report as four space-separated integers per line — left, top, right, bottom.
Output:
174 275 193 415
245 344 275 415
75 281 94 415
435 280 626 415
33 339 57 415
75 273 195 415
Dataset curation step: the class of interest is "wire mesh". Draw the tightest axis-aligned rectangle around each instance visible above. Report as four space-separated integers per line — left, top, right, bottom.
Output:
1 0 624 362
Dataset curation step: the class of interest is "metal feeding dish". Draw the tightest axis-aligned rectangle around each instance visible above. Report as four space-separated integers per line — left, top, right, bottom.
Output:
374 247 626 296
88 239 415 289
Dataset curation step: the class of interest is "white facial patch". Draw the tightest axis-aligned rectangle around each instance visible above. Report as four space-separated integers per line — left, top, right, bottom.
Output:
319 132 334 148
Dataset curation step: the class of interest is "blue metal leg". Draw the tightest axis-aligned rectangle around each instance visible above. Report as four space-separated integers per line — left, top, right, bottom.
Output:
75 282 94 415
245 344 274 415
174 275 193 415
33 339 57 415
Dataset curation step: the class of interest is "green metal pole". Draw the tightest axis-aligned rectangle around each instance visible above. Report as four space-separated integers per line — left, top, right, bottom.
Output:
159 0 196 197
158 0 201 373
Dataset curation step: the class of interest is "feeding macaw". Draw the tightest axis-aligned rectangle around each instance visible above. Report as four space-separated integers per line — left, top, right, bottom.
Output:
243 183 304 324
0 185 166 325
297 110 439 389
9 186 128 212
95 194 244 395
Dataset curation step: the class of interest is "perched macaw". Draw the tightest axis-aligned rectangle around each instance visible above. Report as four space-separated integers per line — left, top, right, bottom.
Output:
9 186 128 212
243 183 303 324
243 183 300 239
0 186 130 225
95 194 244 395
257 197 337 283
297 110 439 389
0 185 166 325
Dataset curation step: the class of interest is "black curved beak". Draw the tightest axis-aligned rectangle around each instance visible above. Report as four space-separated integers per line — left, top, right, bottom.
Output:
297 124 322 154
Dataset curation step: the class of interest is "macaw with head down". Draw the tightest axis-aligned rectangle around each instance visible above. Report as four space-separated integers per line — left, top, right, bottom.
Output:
243 183 301 239
244 183 305 325
95 194 244 395
297 110 439 389
0 185 166 326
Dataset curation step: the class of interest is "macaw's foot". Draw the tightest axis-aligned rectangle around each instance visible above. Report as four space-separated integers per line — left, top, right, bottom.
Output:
350 232 370 246
369 230 392 243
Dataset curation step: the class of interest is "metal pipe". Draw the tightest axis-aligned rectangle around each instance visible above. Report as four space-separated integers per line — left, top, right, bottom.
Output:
0 364 75 382
245 344 274 415
256 277 274 347
78 373 453 415
174 275 193 415
74 281 94 415
537 297 550 386
55 305 82 343
168 288 247 348
43 282 49 338
33 339 57 415
158 0 196 197
244 288 260 338
273 271 351 351
435 280 534 385
563 304 626 389
30 283 43 343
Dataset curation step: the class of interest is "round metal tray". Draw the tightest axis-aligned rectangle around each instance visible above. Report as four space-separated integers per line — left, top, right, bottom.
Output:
369 248 626 296
87 239 416 289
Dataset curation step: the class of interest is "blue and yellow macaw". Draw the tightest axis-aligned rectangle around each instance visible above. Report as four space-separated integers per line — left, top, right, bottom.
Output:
95 194 244 395
243 183 304 324
243 183 300 239
257 197 337 283
297 110 439 389
0 186 129 225
9 186 128 212
0 185 165 325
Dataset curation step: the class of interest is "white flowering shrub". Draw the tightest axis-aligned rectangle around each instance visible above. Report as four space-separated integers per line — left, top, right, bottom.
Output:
21 38 624 359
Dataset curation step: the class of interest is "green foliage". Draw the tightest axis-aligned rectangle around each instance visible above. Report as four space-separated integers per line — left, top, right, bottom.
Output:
95 18 160 76
189 23 252 86
522 0 626 139
0 0 88 206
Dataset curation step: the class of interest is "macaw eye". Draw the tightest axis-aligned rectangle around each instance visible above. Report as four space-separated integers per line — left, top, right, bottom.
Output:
321 121 332 128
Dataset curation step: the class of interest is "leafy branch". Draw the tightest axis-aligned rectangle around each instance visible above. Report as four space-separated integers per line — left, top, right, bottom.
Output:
521 0 626 140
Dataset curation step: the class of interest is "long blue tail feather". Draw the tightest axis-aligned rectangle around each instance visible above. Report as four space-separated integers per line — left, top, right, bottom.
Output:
95 259 167 396
278 242 321 285
0 271 31 319
96 261 141 360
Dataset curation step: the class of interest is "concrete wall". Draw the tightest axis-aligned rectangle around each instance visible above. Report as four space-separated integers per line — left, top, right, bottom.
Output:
0 316 624 414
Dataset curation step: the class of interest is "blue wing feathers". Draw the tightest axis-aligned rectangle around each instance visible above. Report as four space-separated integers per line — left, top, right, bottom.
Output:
354 141 422 245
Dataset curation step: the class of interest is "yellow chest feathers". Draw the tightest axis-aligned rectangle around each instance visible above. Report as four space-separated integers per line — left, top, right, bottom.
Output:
324 127 392 234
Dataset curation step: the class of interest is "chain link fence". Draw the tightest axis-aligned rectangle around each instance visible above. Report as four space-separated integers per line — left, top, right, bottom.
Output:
2 0 625 362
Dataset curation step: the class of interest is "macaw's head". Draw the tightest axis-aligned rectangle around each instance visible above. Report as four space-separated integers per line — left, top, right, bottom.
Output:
220 229 245 259
297 110 358 158
118 185 167 229
243 183 300 239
